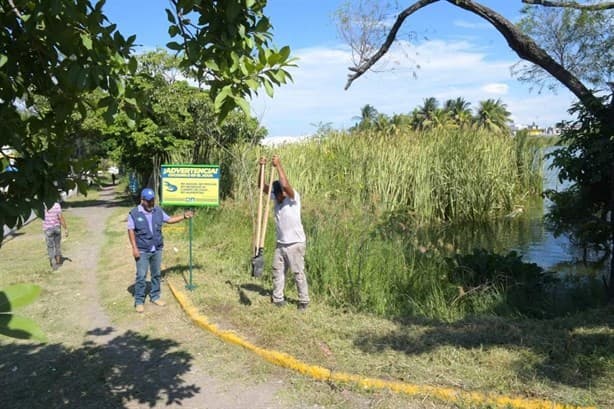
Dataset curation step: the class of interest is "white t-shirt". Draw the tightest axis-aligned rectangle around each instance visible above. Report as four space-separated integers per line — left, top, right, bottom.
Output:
273 190 306 244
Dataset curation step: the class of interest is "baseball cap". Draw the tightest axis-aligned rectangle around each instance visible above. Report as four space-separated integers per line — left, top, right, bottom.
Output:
141 188 155 200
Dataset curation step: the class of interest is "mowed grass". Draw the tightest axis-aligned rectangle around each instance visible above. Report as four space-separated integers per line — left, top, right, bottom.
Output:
157 201 613 409
1 182 612 408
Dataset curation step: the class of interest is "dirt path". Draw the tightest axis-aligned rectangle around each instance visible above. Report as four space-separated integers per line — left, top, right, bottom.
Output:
67 186 285 409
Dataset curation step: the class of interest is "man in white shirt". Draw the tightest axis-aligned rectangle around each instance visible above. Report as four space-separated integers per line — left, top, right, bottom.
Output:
259 155 309 311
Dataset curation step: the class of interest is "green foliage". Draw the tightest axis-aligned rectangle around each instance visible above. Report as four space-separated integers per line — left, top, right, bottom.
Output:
545 98 614 254
165 0 297 120
0 284 45 341
0 0 135 233
0 1 293 238
269 128 537 224
217 128 551 320
475 99 512 134
515 4 614 91
448 249 559 317
350 97 513 134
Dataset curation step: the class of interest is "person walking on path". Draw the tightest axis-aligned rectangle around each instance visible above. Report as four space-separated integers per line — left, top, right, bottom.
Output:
43 201 68 270
127 187 194 313
258 155 310 311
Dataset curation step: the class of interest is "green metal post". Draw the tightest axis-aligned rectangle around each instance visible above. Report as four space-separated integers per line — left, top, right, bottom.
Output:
186 209 197 290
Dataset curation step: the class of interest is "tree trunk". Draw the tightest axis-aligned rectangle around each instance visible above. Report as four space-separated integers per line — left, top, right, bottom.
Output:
608 103 614 302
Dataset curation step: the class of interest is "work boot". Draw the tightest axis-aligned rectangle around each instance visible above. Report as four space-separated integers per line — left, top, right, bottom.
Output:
135 304 145 313
151 299 166 306
273 300 286 308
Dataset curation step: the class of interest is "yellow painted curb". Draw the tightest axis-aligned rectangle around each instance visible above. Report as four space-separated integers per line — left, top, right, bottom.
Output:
168 282 595 409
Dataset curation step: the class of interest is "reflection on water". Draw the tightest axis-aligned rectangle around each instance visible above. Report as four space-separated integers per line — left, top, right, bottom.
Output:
422 147 606 276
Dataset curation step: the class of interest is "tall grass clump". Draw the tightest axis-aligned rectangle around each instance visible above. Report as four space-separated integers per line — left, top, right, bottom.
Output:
192 127 547 320
271 128 540 225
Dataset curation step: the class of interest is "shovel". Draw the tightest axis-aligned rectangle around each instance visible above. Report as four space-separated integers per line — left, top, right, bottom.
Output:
252 162 275 277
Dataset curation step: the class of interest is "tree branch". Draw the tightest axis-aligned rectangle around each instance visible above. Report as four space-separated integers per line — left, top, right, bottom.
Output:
521 0 614 11
345 0 607 122
448 0 602 112
7 0 23 19
344 0 439 90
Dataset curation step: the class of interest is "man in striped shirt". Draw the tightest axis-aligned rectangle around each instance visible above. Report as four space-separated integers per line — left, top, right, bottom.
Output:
43 202 68 270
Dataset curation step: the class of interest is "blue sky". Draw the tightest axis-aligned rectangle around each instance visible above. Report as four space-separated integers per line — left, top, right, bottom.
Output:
103 0 577 140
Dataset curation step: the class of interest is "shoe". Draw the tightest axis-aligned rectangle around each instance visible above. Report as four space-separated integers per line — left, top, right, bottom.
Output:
298 303 308 312
273 300 286 308
151 299 166 306
135 304 144 313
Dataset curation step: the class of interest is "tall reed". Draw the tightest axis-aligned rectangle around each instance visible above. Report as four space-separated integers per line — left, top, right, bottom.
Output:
188 128 544 320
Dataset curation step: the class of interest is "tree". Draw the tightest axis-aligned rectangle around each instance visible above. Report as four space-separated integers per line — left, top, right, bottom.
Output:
414 97 440 129
80 52 267 199
339 0 613 128
353 104 380 130
443 98 473 128
475 99 512 134
336 0 614 300
0 0 295 241
513 4 614 93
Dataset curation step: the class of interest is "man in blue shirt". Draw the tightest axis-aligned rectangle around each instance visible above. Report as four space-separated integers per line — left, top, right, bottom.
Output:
127 188 193 313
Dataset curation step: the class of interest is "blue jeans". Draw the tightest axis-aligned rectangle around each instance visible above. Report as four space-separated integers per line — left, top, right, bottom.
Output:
134 250 162 306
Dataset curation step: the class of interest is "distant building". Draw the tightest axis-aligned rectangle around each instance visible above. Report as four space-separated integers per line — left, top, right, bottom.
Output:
527 122 543 136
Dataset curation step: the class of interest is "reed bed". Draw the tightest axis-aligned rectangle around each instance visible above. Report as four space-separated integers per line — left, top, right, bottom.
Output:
188 127 544 319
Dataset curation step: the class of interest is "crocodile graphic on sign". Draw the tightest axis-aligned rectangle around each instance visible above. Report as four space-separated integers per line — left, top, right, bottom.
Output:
164 181 178 192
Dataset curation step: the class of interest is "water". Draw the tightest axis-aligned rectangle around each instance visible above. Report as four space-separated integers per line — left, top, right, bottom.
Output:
509 147 578 272
419 147 607 276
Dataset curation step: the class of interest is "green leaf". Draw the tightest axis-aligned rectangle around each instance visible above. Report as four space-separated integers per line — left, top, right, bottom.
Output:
233 96 250 116
263 78 274 97
206 59 219 71
166 41 183 51
128 57 138 74
165 8 177 24
80 33 93 50
278 45 291 62
0 54 7 68
0 284 41 313
168 25 180 38
214 85 232 112
245 78 259 90
0 314 46 341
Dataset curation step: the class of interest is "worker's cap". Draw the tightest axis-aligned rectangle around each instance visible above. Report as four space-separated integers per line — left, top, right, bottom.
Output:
141 188 155 200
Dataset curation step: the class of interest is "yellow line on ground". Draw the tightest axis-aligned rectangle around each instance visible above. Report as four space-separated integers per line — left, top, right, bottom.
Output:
168 282 595 409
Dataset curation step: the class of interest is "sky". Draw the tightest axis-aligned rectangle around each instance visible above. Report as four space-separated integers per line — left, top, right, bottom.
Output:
103 0 577 141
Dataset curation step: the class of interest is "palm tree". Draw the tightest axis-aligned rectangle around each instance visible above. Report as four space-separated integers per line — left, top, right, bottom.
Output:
414 97 439 129
353 104 379 130
444 97 473 127
430 109 452 129
475 99 512 134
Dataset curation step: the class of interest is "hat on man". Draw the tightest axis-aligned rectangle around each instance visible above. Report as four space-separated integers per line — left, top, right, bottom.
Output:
141 188 155 201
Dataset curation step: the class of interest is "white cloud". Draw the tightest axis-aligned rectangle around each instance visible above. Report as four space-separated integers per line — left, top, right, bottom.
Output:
481 83 509 95
250 39 577 138
453 19 492 30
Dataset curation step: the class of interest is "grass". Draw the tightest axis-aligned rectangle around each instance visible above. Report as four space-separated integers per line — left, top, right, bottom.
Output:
1 130 612 408
1 185 612 408
156 201 613 408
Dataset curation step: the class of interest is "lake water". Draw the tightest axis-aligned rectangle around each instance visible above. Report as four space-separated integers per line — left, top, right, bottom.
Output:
419 147 607 276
